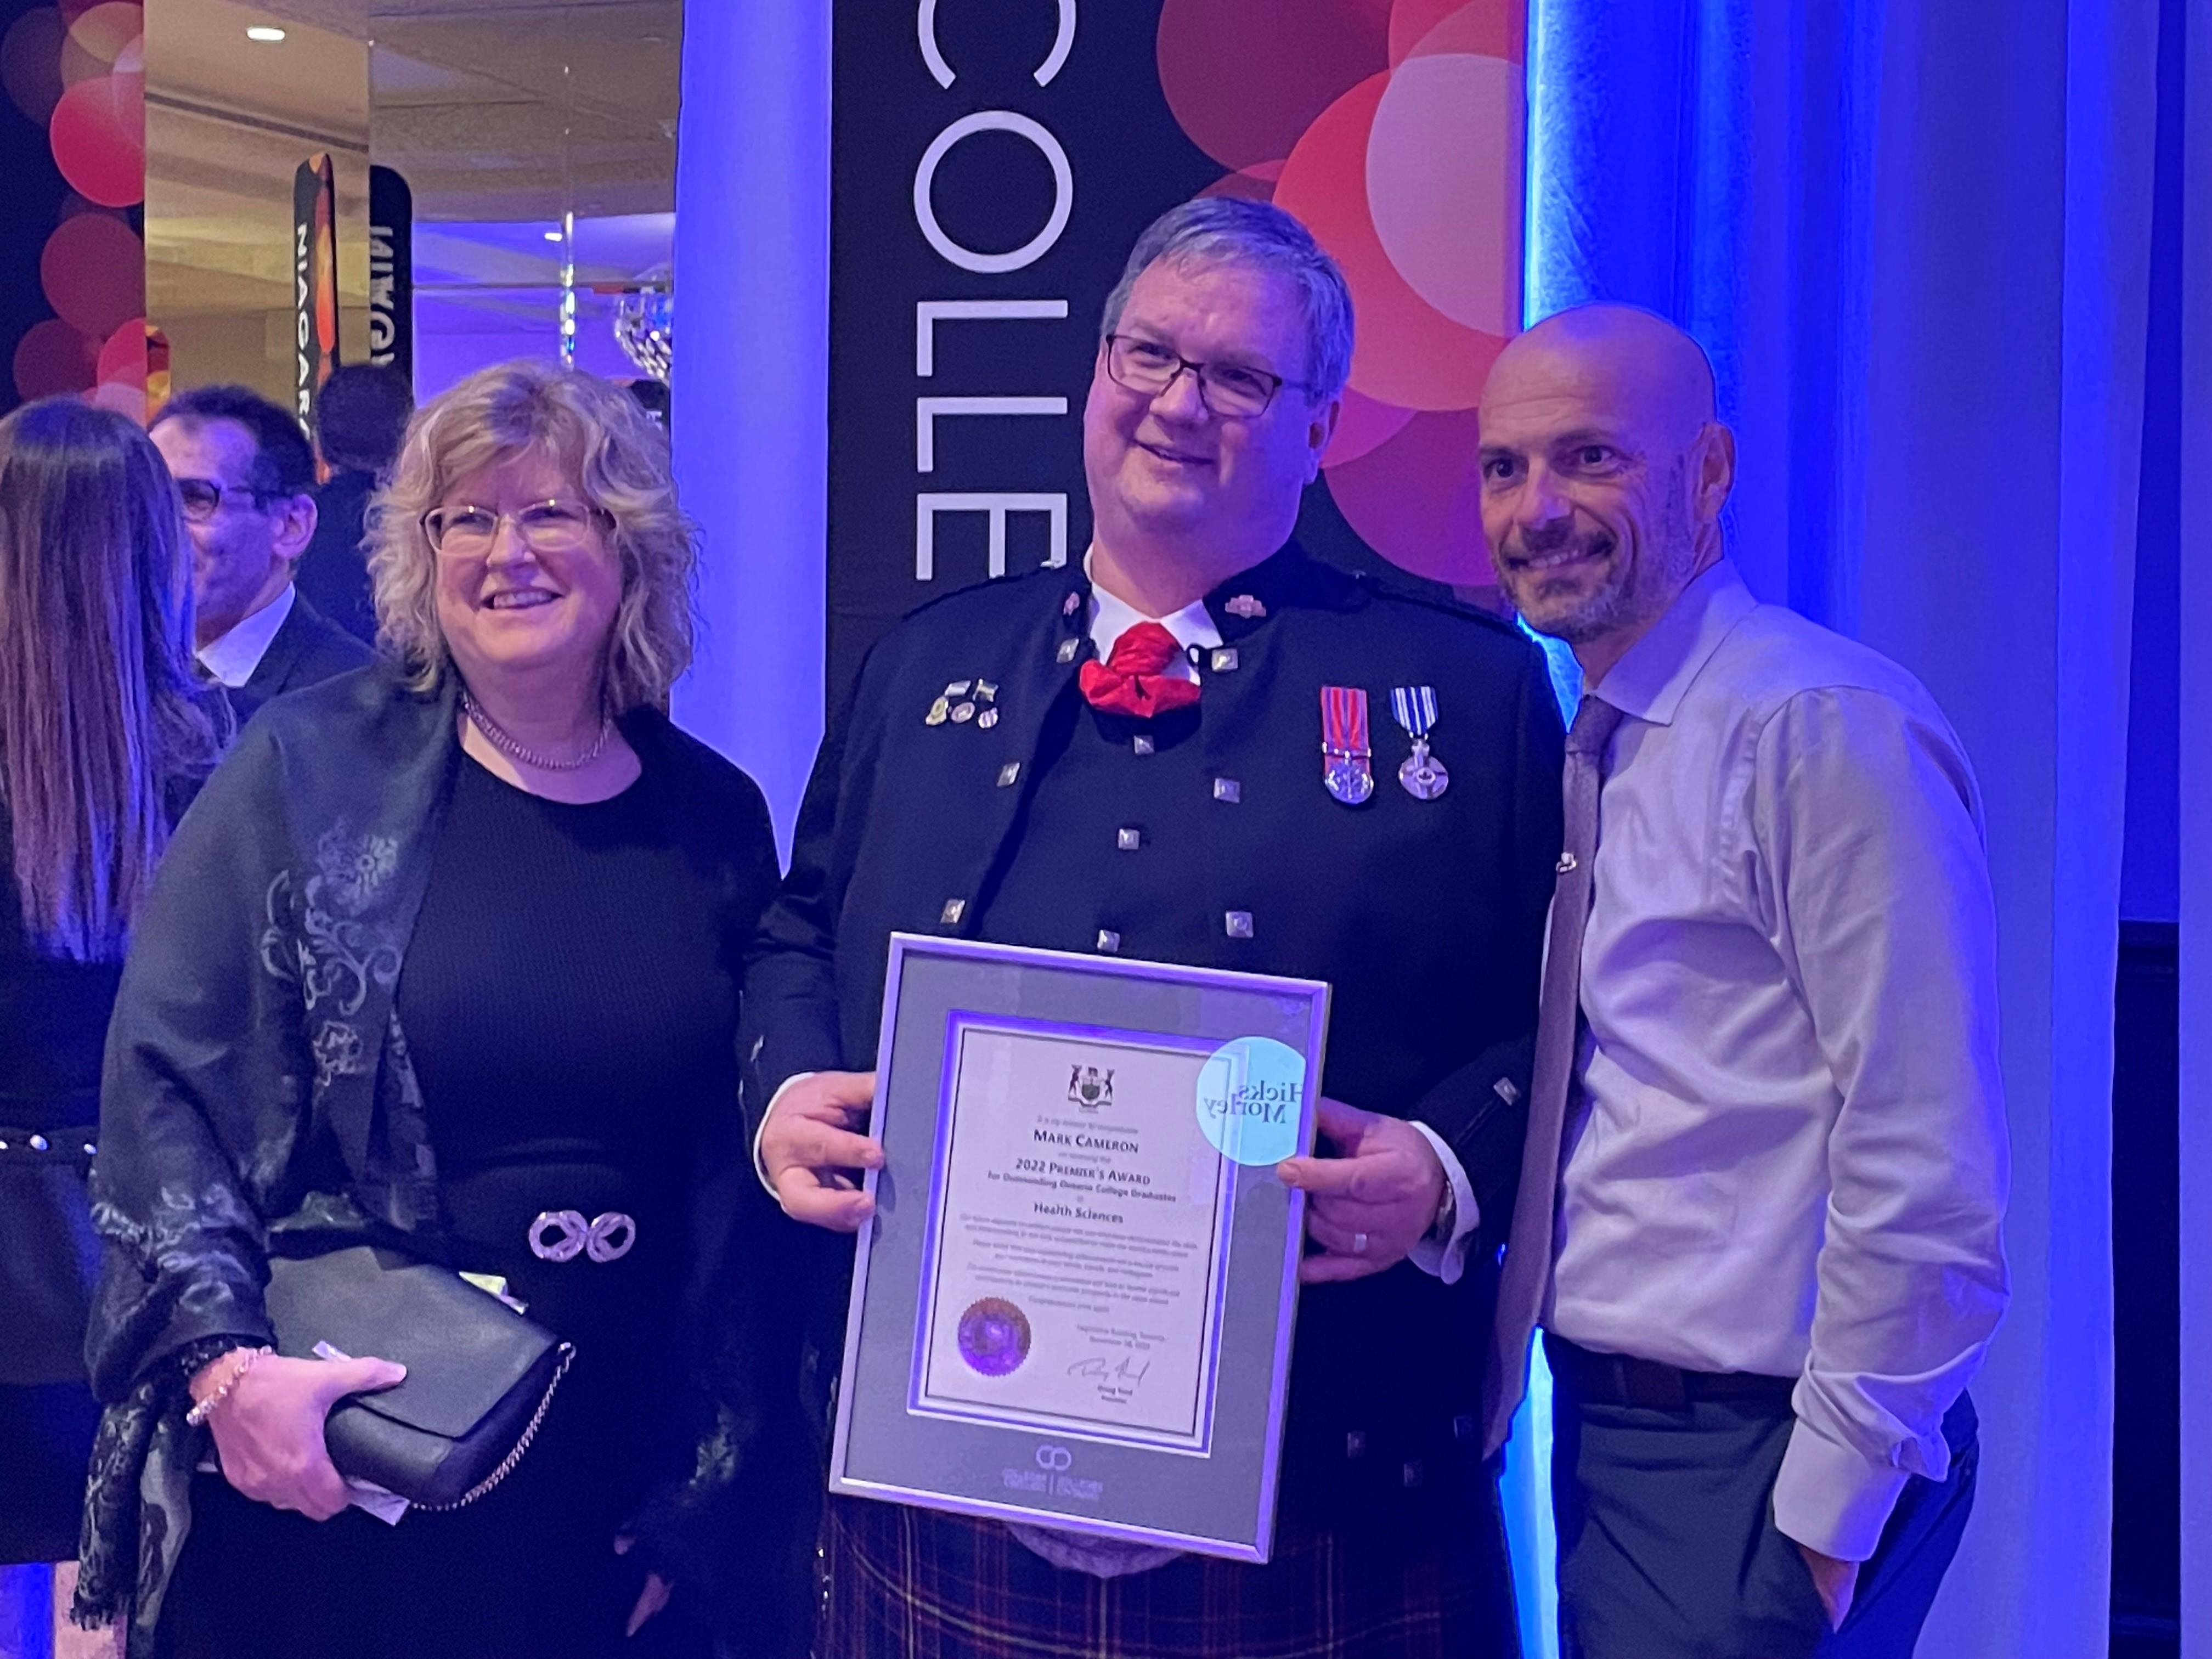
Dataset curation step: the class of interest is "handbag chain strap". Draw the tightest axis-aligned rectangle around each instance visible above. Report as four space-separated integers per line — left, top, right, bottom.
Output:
413 1342 577 1512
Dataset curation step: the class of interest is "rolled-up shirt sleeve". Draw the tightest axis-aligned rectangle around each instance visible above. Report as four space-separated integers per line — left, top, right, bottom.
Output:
1752 687 2011 1560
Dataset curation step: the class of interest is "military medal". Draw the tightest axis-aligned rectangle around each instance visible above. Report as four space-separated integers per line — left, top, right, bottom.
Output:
1391 685 1451 800
924 697 950 727
1320 685 1375 806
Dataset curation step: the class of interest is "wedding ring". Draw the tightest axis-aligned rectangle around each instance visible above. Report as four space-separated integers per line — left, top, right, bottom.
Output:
1352 1231 1370 1255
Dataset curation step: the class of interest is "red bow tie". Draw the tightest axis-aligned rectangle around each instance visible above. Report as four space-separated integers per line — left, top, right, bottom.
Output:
1078 620 1201 719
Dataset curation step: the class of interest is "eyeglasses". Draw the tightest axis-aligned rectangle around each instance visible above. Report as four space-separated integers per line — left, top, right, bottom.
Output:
1103 335 1311 419
422 499 610 557
174 476 279 523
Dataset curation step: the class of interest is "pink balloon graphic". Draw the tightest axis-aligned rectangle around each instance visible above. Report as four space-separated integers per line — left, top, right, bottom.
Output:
50 67 143 207
41 211 143 337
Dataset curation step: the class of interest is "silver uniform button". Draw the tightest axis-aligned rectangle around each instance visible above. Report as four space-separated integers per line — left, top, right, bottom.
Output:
1132 735 1155 756
1057 638 1082 664
1224 911 1254 939
1095 929 1121 954
1116 828 1141 851
997 763 1022 787
1212 778 1241 803
28 1135 48 1153
941 899 967 925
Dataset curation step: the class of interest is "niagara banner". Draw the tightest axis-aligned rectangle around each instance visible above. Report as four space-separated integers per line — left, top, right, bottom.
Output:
825 0 1528 699
291 154 340 443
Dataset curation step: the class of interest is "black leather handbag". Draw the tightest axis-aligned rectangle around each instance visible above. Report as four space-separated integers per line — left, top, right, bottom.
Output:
263 1245 574 1510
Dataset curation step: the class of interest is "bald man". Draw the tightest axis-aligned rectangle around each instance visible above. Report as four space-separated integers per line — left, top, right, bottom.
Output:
1475 305 2008 1658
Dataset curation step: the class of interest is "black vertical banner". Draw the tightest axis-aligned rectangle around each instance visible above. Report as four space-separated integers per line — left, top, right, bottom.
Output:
827 4 1531 704
292 155 340 441
368 165 414 386
826 4 1218 703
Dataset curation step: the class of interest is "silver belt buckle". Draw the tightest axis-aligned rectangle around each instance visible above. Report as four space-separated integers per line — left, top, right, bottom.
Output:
528 1209 637 1263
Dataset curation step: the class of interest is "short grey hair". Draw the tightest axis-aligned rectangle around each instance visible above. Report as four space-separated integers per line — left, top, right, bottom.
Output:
1099 197 1355 403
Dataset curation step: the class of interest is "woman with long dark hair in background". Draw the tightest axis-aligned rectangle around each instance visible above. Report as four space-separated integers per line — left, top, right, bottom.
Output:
0 400 227 1629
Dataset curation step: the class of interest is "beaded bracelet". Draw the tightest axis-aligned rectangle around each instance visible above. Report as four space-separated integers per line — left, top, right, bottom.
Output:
184 1345 272 1428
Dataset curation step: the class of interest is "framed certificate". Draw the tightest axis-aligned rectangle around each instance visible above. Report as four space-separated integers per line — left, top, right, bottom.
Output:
828 934 1329 1563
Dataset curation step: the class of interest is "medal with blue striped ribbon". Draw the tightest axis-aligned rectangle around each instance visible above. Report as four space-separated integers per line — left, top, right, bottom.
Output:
1390 685 1451 800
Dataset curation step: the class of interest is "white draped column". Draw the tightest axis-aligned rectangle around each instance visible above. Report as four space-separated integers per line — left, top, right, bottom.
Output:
669 5 832 854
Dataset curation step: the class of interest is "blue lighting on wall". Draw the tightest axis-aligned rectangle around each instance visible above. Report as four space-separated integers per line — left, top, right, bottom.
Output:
1497 9 1572 1657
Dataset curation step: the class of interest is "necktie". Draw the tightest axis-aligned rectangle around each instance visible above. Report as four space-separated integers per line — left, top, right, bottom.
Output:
1079 620 1201 718
1482 692 1625 1457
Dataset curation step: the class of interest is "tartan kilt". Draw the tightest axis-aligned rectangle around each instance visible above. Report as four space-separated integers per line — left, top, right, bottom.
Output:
814 1492 1520 1659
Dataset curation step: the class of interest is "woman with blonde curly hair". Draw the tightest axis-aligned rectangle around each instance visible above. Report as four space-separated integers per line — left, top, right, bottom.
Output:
80 362 808 1659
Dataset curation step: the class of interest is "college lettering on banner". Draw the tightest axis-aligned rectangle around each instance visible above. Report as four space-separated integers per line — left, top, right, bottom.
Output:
291 155 341 442
368 165 414 386
826 2 1529 702
828 3 1189 701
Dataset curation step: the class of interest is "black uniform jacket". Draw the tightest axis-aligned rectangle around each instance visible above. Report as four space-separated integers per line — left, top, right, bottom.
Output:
744 543 1564 1528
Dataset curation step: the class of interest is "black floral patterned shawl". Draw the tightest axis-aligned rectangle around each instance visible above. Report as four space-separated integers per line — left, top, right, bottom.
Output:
73 664 808 1655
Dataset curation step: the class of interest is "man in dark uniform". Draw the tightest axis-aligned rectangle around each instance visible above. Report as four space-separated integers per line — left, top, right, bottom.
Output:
151 385 375 724
747 198 1562 1657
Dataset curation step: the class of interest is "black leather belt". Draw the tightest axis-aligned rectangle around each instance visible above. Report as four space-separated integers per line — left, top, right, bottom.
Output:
1546 1334 1796 1409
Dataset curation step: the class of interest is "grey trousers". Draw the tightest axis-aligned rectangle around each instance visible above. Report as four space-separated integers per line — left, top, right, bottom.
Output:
1553 1385 1978 1659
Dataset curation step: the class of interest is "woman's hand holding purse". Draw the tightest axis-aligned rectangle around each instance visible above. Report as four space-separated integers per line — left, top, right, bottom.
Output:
190 1346 408 1520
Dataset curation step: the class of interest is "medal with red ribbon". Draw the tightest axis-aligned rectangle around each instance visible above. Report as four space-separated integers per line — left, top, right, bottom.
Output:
1320 685 1375 805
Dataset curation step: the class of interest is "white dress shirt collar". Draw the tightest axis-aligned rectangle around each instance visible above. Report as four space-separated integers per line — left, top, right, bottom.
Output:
1082 547 1222 674
196 583 295 690
1591 558 1759 727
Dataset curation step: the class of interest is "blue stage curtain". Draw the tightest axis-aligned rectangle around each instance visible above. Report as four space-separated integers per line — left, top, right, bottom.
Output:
1525 1 2160 1654
2179 0 2211 1645
669 3 832 855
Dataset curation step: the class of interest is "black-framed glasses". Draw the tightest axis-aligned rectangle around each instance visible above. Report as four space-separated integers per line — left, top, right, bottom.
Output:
1103 334 1309 419
422 498 610 557
174 476 280 523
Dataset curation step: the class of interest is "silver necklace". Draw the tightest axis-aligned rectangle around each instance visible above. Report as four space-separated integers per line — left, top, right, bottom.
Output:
461 687 613 772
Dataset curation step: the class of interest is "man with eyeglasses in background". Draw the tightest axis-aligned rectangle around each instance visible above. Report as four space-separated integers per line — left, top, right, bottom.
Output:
749 196 1562 1659
151 385 375 722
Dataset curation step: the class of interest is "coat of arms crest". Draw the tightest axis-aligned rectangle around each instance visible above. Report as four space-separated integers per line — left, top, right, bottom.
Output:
1067 1064 1114 1111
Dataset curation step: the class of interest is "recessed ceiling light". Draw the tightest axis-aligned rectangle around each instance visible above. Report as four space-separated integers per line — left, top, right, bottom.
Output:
543 229 563 242
246 26 286 42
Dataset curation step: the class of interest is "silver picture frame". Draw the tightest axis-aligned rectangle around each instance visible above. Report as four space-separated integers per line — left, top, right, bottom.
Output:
827 933 1330 1563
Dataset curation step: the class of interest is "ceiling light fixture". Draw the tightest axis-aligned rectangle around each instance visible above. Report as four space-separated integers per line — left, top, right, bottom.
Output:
246 26 286 42
543 229 563 242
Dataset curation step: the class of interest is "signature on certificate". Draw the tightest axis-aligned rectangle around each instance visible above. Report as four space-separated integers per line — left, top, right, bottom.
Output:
1068 1355 1153 1389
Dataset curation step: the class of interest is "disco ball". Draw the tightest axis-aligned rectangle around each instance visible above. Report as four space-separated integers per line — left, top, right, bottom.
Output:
613 286 672 379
